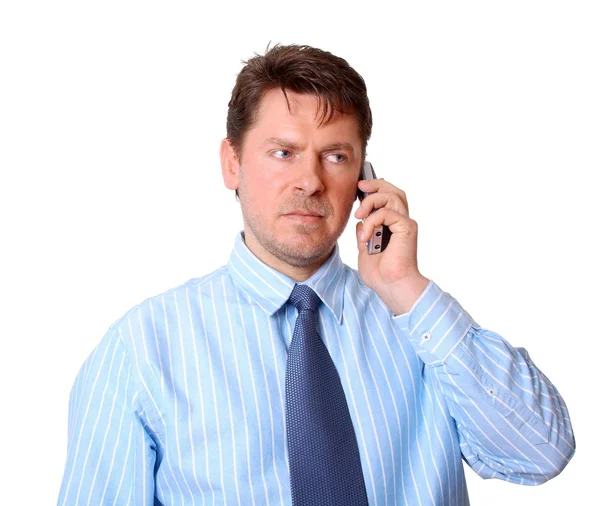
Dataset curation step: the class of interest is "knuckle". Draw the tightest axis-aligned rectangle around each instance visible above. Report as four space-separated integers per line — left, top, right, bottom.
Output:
408 218 418 233
394 217 418 236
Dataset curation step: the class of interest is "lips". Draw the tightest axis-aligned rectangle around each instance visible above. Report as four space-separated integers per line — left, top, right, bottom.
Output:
285 210 322 217
283 210 324 224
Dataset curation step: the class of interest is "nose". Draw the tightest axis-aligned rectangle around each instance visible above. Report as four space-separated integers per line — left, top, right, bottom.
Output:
293 155 325 196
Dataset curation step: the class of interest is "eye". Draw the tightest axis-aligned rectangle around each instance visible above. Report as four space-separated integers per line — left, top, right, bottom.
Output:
273 149 293 159
325 153 347 163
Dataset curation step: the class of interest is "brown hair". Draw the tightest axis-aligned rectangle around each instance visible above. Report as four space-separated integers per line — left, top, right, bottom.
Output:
226 43 373 163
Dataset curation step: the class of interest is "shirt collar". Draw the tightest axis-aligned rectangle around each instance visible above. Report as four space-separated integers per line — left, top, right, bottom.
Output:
227 232 346 323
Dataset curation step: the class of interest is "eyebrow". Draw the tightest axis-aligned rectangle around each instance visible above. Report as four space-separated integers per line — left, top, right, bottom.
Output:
263 137 355 153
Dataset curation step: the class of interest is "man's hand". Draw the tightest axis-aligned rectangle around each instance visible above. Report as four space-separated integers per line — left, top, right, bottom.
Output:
354 178 430 315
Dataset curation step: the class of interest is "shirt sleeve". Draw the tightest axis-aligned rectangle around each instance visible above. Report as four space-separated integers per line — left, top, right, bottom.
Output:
57 328 157 505
393 280 575 485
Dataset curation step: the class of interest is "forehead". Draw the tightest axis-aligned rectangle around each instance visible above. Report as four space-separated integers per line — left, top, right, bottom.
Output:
250 89 360 140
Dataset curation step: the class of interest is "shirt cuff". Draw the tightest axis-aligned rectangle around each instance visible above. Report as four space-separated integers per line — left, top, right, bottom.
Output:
392 280 475 366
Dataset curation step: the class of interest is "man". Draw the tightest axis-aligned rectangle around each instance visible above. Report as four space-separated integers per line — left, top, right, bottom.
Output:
58 44 575 505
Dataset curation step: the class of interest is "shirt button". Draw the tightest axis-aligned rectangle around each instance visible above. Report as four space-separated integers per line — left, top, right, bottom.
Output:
487 388 496 396
421 331 432 342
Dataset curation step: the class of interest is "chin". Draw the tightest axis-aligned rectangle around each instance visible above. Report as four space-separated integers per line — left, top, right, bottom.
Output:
245 213 346 268
268 231 336 267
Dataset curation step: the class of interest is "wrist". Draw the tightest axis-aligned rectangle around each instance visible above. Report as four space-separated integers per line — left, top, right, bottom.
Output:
382 274 430 316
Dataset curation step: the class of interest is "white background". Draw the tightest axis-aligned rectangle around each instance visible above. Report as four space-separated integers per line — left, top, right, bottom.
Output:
1 1 598 504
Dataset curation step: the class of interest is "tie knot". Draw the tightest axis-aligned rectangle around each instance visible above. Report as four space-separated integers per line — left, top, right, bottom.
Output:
288 284 320 312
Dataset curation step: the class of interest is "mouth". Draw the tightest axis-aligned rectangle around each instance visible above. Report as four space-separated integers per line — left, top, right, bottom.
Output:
283 210 324 224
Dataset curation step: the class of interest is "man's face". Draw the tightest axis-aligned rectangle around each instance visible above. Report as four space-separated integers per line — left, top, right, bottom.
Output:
223 89 362 270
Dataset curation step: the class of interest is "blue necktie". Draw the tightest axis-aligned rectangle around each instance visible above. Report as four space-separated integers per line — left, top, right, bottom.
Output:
285 284 369 505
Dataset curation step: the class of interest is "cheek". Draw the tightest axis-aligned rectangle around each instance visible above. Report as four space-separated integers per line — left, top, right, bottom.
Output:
242 175 279 215
240 165 265 196
243 161 279 193
330 178 359 208
254 172 288 207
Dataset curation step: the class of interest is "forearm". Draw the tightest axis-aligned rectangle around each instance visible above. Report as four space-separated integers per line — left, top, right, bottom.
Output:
394 281 575 484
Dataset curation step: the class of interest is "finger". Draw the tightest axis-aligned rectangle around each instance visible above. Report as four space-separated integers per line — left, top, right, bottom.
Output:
355 191 409 219
361 207 417 241
357 179 409 212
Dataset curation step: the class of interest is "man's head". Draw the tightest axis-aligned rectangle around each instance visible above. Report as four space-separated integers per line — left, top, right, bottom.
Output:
220 44 373 277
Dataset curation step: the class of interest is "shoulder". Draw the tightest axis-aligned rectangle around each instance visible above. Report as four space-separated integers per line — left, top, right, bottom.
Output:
107 265 230 347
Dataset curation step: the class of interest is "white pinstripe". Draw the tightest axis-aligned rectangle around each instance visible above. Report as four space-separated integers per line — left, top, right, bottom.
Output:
347 292 397 505
160 296 189 503
367 296 421 506
58 234 574 505
186 285 213 505
452 353 564 473
467 342 573 456
61 332 116 505
341 285 388 504
74 338 120 504
324 316 378 503
222 276 257 506
418 380 445 506
148 300 165 396
97 372 133 504
235 287 271 505
361 296 409 506
173 290 203 504
210 280 242 506
446 367 549 480
84 350 126 504
251 305 285 505
198 285 225 506
111 419 134 505
371 289 434 506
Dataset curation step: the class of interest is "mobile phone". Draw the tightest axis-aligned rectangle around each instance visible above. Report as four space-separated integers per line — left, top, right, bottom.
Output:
357 161 391 254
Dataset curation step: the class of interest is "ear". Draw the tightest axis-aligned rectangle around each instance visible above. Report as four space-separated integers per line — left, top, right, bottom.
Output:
220 138 241 191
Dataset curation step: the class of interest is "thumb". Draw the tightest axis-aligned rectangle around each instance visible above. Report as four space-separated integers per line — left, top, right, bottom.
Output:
356 221 368 254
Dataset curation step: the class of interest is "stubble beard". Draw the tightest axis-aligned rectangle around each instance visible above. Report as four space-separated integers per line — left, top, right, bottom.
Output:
241 194 355 269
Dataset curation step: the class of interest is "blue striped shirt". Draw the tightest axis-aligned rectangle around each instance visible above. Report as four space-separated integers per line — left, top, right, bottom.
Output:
58 232 575 505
